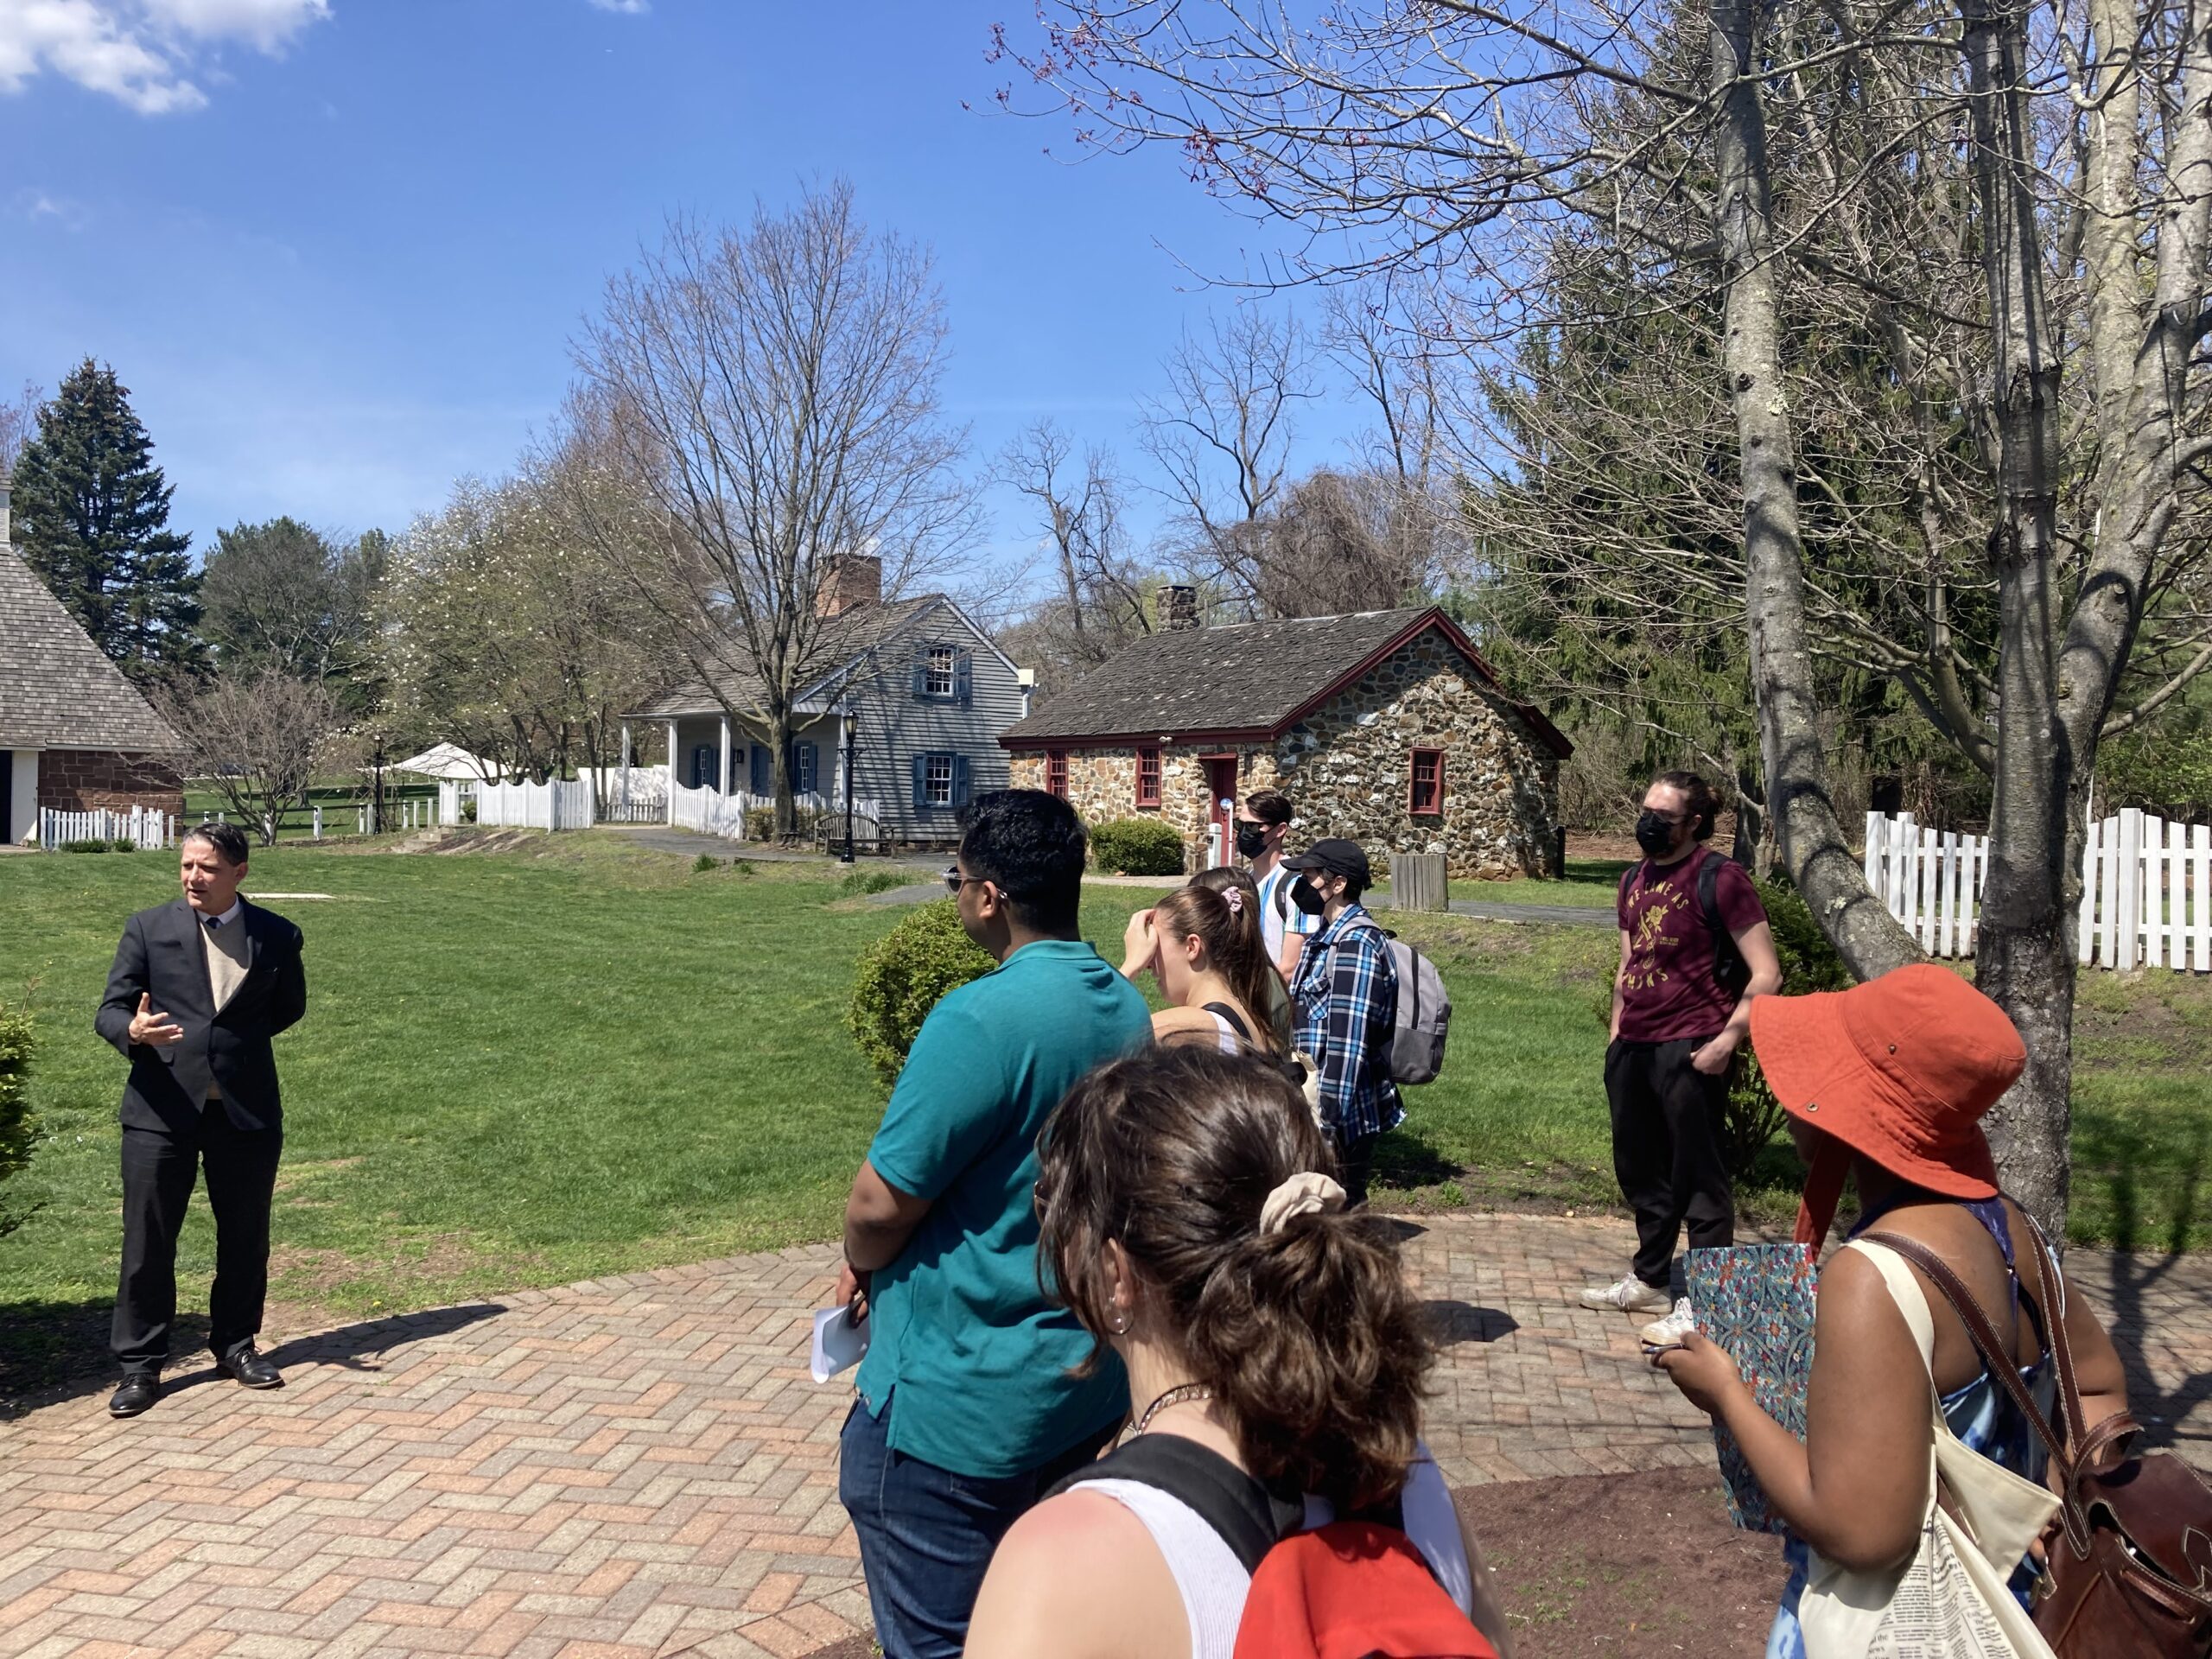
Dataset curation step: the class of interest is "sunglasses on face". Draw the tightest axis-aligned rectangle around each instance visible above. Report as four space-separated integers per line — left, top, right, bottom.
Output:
944 866 973 894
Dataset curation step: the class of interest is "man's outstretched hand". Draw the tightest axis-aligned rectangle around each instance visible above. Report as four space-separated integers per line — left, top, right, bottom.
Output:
128 993 183 1047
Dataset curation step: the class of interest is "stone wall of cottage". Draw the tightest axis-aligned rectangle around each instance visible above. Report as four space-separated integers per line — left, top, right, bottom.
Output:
34 748 186 817
1276 632 1560 879
1012 631 1560 879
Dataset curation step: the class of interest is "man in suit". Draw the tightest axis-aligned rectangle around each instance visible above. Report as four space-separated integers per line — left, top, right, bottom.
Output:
96 822 307 1418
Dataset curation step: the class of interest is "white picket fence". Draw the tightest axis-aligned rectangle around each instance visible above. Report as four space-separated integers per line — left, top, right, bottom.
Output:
474 778 595 830
1864 807 2212 971
39 805 175 850
670 782 761 838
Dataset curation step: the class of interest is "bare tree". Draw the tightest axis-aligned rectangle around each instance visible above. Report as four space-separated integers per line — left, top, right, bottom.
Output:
163 672 339 846
1140 309 1314 613
0 380 39 480
570 181 976 836
996 419 1155 687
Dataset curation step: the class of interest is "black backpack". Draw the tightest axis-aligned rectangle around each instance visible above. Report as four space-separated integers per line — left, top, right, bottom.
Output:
1618 851 1751 1000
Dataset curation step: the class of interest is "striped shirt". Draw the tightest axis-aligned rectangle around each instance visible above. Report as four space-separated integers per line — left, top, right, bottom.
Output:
1291 903 1403 1142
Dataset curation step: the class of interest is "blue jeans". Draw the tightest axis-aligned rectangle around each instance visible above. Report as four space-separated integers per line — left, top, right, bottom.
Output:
838 1395 1117 1659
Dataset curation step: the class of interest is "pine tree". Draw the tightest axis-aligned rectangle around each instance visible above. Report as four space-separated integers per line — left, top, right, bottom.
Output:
9 359 206 683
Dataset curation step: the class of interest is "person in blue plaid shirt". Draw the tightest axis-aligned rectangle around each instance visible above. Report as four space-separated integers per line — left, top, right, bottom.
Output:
1282 838 1401 1205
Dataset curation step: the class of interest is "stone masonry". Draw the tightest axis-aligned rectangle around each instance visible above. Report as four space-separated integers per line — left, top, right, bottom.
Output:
33 748 185 817
1014 631 1560 879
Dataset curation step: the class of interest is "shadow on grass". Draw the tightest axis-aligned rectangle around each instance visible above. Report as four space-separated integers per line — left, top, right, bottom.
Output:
0 1297 506 1420
2088 1114 2212 1459
1375 1130 1462 1191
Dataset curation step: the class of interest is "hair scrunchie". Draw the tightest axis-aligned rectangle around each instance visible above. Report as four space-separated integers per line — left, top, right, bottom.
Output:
1260 1171 1347 1235
1222 887 1244 915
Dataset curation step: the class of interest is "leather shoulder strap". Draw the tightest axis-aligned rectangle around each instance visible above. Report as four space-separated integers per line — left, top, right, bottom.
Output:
1202 1001 1255 1046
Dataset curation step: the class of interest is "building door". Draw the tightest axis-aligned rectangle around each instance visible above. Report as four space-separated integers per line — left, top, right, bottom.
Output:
1203 756 1238 868
0 750 11 844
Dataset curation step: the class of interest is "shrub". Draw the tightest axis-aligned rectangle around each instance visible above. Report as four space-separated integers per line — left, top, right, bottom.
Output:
745 805 823 842
840 868 908 896
111 837 137 852
60 838 111 854
1721 874 1854 1180
0 1000 38 1237
692 853 719 873
1089 817 1185 876
848 899 995 1086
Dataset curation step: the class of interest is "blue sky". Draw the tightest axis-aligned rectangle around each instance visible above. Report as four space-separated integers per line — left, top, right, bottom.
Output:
0 1 1374 591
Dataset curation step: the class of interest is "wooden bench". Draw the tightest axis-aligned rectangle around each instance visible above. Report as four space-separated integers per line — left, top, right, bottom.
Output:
817 811 891 856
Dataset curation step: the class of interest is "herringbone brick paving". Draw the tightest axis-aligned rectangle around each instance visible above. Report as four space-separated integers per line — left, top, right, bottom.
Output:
3 1213 2207 1658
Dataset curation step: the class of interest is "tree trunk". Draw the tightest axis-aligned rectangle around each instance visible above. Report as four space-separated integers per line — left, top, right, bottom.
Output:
1961 0 2075 1237
1709 0 1919 977
767 701 796 839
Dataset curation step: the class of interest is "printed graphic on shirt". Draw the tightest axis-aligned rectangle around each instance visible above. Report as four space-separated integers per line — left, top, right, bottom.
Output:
1622 887 1688 995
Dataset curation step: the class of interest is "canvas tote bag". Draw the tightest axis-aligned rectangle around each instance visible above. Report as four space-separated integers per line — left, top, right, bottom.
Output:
1798 1240 2062 1659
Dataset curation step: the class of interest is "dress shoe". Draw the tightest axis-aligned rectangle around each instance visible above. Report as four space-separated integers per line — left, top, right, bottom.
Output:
215 1346 283 1389
109 1374 160 1417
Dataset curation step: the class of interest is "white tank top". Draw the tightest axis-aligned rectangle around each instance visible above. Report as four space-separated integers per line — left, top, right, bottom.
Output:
1070 1445 1472 1659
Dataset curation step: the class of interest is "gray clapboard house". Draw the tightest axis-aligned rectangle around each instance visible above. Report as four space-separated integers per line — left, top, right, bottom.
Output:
621 556 1029 844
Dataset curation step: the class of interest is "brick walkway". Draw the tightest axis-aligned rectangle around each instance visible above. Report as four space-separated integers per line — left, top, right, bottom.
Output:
3 1214 2207 1659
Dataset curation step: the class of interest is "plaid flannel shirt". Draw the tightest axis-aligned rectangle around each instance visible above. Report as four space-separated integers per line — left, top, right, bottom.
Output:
1291 902 1404 1142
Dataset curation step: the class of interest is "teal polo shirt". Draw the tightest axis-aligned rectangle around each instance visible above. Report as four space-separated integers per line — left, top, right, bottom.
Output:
855 937 1150 1478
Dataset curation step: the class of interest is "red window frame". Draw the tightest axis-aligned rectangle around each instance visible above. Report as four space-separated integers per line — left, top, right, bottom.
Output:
1135 746 1162 808
1046 750 1069 798
1409 747 1445 816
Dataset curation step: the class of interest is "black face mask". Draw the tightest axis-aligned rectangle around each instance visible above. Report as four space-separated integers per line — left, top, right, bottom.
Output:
1235 824 1269 860
1289 875 1328 915
1634 810 1683 857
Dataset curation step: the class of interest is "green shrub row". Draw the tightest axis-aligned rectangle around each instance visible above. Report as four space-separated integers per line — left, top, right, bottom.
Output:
0 999 38 1237
1088 817 1185 876
60 837 142 854
846 899 995 1086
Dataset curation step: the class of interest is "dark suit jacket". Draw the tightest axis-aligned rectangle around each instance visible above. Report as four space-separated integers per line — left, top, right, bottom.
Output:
95 898 308 1133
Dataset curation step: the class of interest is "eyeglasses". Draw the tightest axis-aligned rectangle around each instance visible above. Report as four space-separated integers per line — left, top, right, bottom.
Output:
944 866 981 895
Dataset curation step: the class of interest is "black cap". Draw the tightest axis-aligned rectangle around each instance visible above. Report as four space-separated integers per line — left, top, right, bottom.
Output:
1281 837 1371 887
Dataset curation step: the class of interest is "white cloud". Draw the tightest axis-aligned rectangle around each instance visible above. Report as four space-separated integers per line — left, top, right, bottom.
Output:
0 0 327 114
588 0 649 12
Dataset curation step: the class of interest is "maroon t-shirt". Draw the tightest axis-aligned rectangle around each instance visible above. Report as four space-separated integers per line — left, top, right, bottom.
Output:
1616 846 1767 1044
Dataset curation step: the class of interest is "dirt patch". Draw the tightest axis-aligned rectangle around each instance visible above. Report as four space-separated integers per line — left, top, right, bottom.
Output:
795 1465 1782 1659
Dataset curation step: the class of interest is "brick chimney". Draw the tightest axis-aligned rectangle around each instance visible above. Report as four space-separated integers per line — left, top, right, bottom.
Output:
0 483 10 548
1161 584 1200 631
816 553 883 617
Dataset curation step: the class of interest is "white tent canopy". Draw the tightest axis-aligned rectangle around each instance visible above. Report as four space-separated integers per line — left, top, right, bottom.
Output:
391 743 493 781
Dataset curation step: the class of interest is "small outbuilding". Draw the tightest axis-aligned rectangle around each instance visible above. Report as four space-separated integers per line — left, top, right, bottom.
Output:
1001 597 1570 879
0 487 185 844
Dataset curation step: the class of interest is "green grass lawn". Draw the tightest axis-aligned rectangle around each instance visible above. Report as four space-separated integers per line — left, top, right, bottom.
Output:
2 832 2203 1397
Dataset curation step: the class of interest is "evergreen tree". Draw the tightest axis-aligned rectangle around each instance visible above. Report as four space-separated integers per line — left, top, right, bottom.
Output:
9 359 206 683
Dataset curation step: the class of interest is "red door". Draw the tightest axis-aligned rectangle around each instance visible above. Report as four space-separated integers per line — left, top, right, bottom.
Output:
1203 757 1238 868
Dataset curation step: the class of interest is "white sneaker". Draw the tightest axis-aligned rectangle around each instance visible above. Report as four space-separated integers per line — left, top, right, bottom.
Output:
1579 1274 1674 1314
1640 1297 1697 1345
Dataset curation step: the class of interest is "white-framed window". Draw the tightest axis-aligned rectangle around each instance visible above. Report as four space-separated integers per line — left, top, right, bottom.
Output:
925 753 955 806
925 645 957 698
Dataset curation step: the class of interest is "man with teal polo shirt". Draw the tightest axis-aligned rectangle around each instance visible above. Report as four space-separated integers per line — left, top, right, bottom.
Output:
835 788 1151 1659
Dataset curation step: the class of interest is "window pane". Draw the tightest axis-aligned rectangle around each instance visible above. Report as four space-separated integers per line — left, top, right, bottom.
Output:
926 753 954 805
926 645 957 697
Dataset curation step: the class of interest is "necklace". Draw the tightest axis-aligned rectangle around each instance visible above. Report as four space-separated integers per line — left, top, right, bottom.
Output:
1129 1382 1214 1439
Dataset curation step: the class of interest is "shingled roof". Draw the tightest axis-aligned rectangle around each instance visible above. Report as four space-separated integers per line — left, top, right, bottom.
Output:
0 549 183 753
626 594 952 720
1001 605 1571 756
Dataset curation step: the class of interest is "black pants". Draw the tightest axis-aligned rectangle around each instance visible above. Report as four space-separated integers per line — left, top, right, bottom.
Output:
1333 1131 1380 1209
113 1105 283 1372
1605 1037 1734 1288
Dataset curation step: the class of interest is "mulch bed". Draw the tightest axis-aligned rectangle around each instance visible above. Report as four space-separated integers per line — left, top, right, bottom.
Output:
799 1464 1785 1658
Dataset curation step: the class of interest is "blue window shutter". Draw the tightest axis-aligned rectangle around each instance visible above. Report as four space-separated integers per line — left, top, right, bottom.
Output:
953 754 972 808
954 651 973 705
799 742 818 793
912 754 928 811
750 745 771 796
912 656 929 700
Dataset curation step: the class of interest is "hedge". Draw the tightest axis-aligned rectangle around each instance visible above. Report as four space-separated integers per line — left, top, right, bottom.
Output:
1089 817 1186 876
847 899 995 1086
0 1000 37 1237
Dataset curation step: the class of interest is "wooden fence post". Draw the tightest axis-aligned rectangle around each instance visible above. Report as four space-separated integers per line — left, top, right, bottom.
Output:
1393 852 1449 912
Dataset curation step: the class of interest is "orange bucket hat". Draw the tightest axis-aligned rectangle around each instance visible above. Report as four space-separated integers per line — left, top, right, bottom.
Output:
1749 962 2024 1243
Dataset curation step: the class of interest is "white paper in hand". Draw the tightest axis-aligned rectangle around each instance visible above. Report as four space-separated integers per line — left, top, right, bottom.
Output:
810 1305 869 1384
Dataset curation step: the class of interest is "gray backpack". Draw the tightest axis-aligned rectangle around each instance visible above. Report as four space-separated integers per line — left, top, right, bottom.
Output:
1383 933 1450 1085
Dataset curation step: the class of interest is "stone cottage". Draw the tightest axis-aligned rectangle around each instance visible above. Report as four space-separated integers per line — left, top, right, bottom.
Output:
1001 596 1570 879
0 486 186 844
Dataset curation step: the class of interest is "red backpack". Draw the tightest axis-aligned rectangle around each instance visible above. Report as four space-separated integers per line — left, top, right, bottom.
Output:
1052 1433 1498 1659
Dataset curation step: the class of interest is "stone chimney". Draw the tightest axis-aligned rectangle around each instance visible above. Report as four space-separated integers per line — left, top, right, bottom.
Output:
816 553 883 617
1161 584 1200 631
